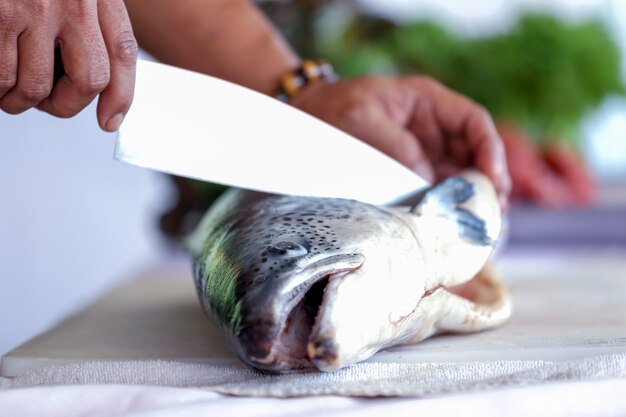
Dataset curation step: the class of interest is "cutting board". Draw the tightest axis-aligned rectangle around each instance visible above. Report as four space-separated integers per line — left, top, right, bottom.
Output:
2 251 626 379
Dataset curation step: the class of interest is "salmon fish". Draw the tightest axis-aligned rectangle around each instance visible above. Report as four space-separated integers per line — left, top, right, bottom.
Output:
187 171 512 373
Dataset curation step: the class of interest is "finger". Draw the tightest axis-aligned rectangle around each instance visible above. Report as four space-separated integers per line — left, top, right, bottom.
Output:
96 0 138 132
543 146 595 204
38 5 110 118
410 77 511 205
350 107 435 182
0 27 54 114
466 111 512 207
406 89 445 162
447 136 472 167
525 173 575 208
0 26 19 100
433 161 461 181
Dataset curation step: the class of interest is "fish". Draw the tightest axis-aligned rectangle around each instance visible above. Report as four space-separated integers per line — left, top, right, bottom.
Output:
187 170 512 373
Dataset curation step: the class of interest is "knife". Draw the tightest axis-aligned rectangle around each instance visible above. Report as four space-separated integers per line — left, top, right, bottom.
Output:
115 60 429 205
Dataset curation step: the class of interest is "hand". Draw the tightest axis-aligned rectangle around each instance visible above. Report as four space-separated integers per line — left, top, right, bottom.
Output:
290 76 511 209
0 0 138 131
498 123 595 208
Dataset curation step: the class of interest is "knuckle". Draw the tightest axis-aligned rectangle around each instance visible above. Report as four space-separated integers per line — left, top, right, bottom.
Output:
73 0 97 19
111 32 138 64
411 75 440 90
19 79 52 102
405 75 447 99
340 104 366 125
474 104 493 123
0 73 17 92
76 69 110 95
0 6 19 29
338 94 371 124
31 0 51 18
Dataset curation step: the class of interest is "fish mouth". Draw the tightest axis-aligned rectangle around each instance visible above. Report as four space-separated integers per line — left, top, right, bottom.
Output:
241 253 364 373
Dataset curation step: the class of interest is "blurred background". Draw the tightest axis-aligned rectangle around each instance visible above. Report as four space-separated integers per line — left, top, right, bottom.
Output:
1 0 626 356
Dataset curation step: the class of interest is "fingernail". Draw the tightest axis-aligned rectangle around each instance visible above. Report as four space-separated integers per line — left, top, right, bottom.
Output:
105 113 124 132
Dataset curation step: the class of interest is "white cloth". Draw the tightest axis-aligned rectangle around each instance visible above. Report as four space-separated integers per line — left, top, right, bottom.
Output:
2 379 626 417
3 353 626 397
4 255 626 397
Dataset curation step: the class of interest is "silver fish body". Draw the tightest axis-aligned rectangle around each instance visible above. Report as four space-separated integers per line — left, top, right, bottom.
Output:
188 171 512 373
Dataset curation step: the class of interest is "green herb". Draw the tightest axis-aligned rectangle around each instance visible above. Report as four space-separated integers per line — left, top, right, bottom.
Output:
317 13 625 146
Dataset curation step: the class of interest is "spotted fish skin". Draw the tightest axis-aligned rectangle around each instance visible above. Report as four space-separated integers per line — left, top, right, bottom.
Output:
188 171 510 373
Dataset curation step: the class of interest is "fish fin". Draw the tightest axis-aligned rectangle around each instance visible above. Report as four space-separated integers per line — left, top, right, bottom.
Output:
410 176 474 213
454 207 493 246
411 176 492 246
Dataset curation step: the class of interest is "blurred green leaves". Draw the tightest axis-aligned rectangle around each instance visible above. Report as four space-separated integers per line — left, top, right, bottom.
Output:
316 13 626 146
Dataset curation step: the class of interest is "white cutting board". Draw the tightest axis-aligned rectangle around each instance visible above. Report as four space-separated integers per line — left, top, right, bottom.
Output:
2 251 626 379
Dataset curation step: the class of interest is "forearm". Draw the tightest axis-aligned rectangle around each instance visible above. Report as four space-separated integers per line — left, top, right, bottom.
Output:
124 0 300 95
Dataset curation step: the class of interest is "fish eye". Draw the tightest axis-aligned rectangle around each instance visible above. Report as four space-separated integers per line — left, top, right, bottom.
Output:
267 241 308 257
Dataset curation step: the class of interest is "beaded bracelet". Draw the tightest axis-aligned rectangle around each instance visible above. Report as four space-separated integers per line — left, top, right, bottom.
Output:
275 60 338 103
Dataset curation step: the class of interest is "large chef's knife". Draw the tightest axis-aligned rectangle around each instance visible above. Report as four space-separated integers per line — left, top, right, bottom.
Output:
115 60 429 205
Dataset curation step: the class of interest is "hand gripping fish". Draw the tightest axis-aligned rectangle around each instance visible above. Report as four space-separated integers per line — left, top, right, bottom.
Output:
187 170 512 373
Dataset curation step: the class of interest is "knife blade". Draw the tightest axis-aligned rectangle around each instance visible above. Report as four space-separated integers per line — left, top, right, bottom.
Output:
115 60 429 205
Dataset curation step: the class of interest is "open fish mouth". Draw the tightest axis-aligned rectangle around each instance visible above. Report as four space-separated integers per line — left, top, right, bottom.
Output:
252 265 509 373
241 253 364 373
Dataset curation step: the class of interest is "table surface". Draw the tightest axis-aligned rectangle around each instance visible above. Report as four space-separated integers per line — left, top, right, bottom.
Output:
3 250 626 379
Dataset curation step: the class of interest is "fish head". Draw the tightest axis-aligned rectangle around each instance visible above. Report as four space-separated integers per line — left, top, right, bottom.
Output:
207 193 418 373
307 170 506 371
304 234 429 372
197 169 506 374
